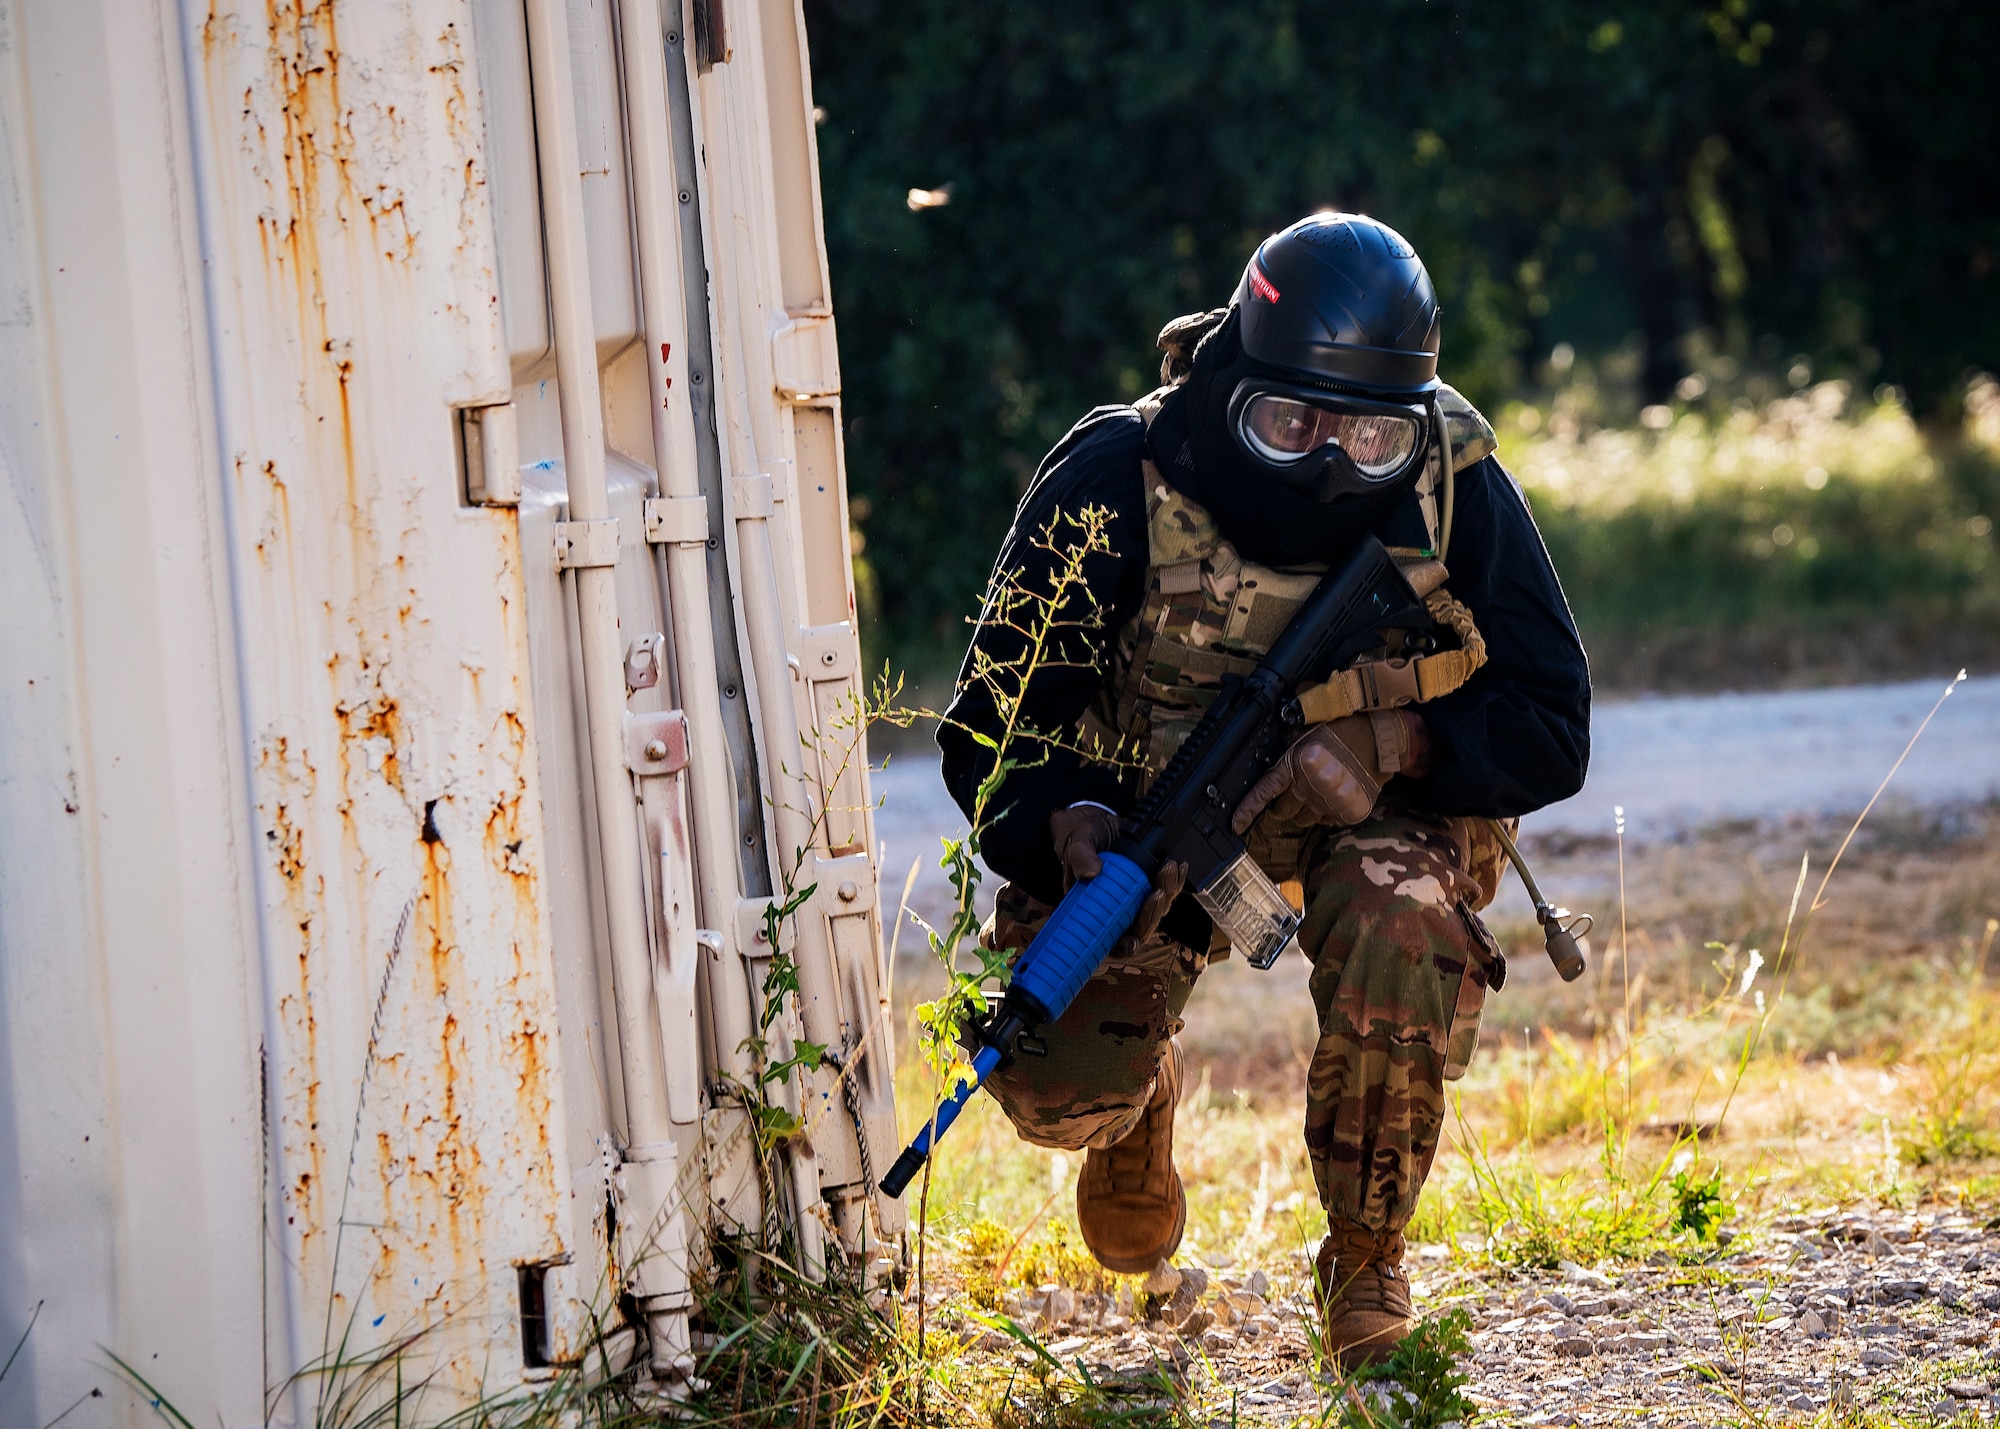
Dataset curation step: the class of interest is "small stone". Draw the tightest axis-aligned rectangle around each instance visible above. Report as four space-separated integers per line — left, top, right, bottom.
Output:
1787 1394 1815 1411
1554 1335 1595 1358
1207 1252 1236 1269
1154 1268 1209 1327
1859 1346 1904 1367
1200 1328 1235 1353
1947 1379 1992 1400
974 1329 1012 1352
1100 1313 1130 1334
1213 1290 1267 1326
1144 1261 1183 1297
1246 1315 1281 1338
1039 1286 1077 1328
1799 1309 1829 1339
1559 1261 1614 1290
1178 1308 1214 1339
1606 1333 1672 1353
1247 1269 1270 1298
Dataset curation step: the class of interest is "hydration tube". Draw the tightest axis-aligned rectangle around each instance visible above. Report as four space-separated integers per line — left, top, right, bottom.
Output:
1487 819 1591 981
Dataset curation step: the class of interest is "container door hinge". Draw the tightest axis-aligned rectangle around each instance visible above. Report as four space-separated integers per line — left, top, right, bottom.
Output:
553 518 620 570
643 495 709 545
460 401 521 506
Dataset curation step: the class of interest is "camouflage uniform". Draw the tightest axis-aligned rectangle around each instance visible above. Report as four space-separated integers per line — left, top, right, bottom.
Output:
982 805 1506 1234
980 383 1510 1238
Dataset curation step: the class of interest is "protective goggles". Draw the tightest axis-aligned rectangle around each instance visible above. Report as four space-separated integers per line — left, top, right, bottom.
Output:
1228 381 1430 486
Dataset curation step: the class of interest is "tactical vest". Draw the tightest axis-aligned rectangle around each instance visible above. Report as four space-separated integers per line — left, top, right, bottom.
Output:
1079 369 1499 883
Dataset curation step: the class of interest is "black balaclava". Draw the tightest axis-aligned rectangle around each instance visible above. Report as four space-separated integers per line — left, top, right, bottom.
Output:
1144 308 1421 569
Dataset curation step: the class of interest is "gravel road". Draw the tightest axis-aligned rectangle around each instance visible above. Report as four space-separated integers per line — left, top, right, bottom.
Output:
869 673 2000 941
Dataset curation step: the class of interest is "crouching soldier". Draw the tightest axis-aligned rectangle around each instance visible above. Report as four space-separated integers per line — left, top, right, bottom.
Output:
938 212 1590 1366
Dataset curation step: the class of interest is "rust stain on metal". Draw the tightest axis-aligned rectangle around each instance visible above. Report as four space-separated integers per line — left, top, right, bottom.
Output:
332 687 403 792
202 0 571 1389
258 732 329 1245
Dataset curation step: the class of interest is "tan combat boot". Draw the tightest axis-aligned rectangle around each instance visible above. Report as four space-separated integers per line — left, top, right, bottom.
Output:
1315 1220 1415 1369
1076 1041 1186 1273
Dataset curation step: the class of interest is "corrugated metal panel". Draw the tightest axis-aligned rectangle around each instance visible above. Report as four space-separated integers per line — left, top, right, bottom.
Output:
0 2 900 1421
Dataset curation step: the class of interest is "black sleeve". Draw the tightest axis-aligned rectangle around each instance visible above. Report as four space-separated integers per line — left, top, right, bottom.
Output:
937 407 1150 904
1405 455 1592 816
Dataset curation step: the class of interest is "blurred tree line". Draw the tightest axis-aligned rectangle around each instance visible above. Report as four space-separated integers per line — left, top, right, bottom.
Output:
802 0 2000 654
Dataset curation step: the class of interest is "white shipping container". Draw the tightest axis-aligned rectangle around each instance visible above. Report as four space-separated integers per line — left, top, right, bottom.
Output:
0 1 900 1423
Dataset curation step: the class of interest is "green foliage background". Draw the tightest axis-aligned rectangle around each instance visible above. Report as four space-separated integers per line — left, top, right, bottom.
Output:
803 0 2000 665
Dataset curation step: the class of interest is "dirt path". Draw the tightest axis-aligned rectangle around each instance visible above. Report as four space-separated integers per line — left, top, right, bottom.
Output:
871 673 2000 941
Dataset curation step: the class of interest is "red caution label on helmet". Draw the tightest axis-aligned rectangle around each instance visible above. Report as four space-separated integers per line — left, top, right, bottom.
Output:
1248 265 1281 303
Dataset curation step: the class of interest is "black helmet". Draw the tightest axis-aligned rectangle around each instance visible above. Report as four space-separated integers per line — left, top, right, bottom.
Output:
1235 212 1441 396
1146 212 1445 565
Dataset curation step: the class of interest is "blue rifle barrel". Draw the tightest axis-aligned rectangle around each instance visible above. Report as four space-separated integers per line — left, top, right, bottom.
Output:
879 852 1153 1198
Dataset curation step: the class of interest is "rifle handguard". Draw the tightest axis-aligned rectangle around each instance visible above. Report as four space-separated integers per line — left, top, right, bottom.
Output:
879 856 1152 1200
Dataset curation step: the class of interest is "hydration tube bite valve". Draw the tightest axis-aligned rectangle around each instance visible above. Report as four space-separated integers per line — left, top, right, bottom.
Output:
1488 819 1591 981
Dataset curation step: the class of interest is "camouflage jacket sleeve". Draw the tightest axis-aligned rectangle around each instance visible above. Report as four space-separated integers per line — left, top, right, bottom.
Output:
1405 454 1592 816
937 407 1151 905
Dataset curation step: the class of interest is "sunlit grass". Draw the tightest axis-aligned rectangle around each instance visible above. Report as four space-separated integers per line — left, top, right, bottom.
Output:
1503 373 2000 687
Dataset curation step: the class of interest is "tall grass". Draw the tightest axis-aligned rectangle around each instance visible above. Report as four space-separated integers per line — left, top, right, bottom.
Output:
867 371 2000 696
1511 373 2000 688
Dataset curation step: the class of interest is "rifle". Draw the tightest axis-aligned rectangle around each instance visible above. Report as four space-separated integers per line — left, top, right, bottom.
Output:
882 534 1447 1198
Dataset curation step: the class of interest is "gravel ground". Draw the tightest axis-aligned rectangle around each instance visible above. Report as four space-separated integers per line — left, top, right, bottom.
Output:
1451 1207 2000 1426
939 1206 2000 1424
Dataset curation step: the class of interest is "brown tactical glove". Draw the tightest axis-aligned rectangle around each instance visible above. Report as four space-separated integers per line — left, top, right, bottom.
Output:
1128 858 1188 941
1230 710 1434 835
1048 803 1187 941
1050 802 1120 882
